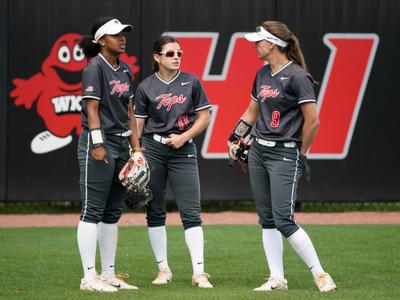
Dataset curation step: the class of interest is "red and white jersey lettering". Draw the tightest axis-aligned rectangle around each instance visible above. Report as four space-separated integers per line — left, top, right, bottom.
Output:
270 111 281 128
258 85 280 102
109 80 130 97
155 93 187 111
134 71 211 135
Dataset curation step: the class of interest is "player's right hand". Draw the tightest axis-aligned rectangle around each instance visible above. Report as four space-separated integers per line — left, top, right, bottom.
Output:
92 146 109 164
228 141 240 161
165 133 188 149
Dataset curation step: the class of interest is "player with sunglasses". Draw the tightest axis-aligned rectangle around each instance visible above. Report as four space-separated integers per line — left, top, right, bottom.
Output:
160 49 183 57
228 21 336 292
134 35 213 288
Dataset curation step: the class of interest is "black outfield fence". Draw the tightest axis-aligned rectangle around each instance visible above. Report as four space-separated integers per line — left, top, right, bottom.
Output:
1 0 399 202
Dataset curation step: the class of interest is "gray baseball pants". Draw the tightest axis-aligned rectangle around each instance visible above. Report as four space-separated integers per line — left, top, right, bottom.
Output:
77 128 130 224
142 135 202 230
248 140 306 238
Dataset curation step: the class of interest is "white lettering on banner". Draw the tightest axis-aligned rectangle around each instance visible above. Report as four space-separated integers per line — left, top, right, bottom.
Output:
51 95 82 113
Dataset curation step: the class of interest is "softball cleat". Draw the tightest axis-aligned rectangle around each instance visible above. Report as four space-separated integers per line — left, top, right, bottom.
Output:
100 273 138 290
152 267 173 284
253 277 288 291
192 273 213 288
314 272 336 292
80 277 118 292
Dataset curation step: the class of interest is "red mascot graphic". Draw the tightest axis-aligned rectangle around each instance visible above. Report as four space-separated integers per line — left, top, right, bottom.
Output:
10 33 139 154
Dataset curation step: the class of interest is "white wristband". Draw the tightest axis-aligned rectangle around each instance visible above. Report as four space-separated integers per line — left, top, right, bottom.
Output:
90 129 104 145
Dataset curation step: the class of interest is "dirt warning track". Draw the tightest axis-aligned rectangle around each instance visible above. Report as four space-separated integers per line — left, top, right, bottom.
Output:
0 212 399 228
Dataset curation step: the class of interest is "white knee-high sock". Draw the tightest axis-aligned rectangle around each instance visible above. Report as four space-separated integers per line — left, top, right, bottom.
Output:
184 226 204 276
262 228 285 279
98 222 118 277
148 226 169 270
287 227 324 276
77 221 98 281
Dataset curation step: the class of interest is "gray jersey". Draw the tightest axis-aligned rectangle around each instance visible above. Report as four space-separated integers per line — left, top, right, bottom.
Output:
251 61 316 142
81 54 134 134
134 71 211 135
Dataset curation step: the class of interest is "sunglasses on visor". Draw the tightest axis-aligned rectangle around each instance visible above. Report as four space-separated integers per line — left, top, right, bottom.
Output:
255 25 265 33
255 26 281 43
159 50 183 57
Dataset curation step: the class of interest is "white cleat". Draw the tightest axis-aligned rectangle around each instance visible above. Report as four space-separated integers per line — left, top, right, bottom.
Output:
253 277 288 291
192 273 213 288
100 273 139 290
80 277 118 292
30 131 72 154
314 272 336 292
152 267 173 285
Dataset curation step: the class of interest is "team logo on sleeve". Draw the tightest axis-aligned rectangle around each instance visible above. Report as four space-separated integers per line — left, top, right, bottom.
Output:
258 85 280 102
10 33 139 154
155 93 187 111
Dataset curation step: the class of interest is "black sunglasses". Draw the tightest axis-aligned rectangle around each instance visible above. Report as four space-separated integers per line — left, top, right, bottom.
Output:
159 50 183 58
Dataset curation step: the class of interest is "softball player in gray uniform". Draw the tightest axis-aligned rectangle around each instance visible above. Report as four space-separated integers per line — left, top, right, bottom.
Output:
77 17 143 292
134 35 213 288
228 21 336 292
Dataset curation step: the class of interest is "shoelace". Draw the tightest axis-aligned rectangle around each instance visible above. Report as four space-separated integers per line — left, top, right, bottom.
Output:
262 277 282 287
196 273 211 282
93 277 114 288
115 273 130 282
159 269 171 276
315 274 331 285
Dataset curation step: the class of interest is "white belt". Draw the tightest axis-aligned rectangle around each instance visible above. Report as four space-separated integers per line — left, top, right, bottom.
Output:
114 130 132 137
153 134 168 144
256 138 297 148
153 134 193 144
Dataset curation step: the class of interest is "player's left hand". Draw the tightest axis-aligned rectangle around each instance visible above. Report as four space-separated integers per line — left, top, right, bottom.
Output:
165 133 188 149
118 153 151 191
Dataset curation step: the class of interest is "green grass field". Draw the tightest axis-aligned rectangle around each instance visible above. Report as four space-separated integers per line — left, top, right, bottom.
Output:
0 225 399 299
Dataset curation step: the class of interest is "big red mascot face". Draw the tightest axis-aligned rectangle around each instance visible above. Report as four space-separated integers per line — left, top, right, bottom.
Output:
10 33 140 154
42 33 86 92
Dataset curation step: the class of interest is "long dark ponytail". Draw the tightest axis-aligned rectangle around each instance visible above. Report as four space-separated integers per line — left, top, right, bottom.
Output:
262 21 308 72
79 17 114 59
152 35 179 72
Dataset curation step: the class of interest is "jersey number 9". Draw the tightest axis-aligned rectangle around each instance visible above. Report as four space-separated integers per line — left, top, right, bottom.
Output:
270 111 281 128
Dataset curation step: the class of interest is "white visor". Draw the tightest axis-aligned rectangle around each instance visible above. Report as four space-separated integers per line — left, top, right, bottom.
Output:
93 19 133 43
245 26 288 48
